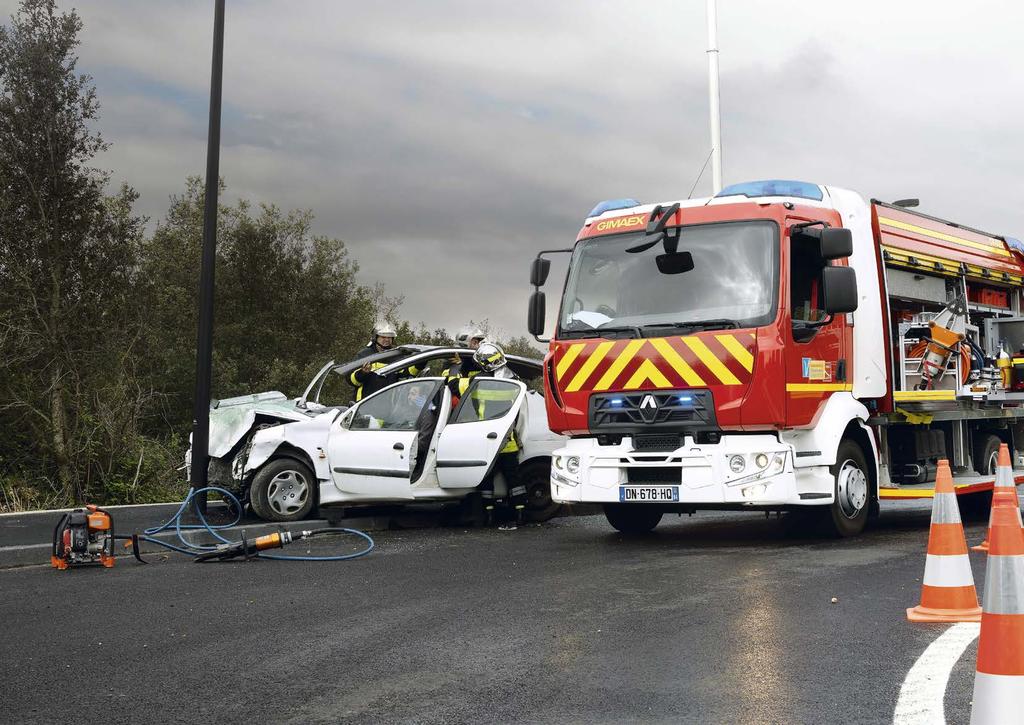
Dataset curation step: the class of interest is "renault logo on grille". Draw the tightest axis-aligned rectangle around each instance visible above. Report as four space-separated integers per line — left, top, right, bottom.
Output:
639 394 659 423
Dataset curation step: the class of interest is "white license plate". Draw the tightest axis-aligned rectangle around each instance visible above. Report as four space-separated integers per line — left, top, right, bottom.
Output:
619 486 679 502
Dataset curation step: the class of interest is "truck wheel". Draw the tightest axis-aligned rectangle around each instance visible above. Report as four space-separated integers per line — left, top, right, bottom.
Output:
520 460 561 523
974 434 1001 476
824 440 870 537
604 504 663 534
249 458 316 522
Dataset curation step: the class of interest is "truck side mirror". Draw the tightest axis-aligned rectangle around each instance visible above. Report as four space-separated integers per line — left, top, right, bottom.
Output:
792 225 853 260
528 291 546 337
822 266 858 314
819 228 853 260
531 258 551 287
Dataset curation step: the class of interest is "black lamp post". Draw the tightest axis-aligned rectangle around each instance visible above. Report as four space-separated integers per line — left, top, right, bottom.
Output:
189 0 226 511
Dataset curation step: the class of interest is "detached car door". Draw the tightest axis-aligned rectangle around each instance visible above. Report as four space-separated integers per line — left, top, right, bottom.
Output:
328 379 443 498
436 378 527 489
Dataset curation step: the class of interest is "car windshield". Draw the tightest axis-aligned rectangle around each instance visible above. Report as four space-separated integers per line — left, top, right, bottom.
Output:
558 220 779 335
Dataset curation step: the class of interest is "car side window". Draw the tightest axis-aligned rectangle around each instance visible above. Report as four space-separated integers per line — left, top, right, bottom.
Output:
451 379 521 424
351 380 440 431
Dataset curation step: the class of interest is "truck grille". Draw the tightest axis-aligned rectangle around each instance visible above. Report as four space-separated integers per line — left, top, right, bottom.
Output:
589 389 717 431
633 434 682 451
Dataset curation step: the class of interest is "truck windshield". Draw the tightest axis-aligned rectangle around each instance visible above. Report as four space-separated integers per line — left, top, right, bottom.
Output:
559 220 778 336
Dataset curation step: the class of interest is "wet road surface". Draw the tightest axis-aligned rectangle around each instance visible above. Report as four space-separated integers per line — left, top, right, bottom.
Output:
1 502 989 724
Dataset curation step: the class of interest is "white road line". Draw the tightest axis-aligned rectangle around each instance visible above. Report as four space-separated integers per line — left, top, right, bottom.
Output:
893 623 980 725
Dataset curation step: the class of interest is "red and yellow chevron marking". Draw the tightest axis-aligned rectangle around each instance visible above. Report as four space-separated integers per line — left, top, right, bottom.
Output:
554 333 756 393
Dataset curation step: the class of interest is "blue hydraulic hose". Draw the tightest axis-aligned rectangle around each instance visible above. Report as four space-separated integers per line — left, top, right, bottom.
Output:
139 486 374 561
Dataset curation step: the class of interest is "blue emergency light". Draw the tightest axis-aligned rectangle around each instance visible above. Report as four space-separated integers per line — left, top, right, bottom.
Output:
588 198 641 218
716 180 823 202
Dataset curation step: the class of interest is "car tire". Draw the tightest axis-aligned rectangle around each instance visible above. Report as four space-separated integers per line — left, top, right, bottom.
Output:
249 458 316 522
823 439 871 538
974 433 1002 477
519 460 561 523
603 504 663 534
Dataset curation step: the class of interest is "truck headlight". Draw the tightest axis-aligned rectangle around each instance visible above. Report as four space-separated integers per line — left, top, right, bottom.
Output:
729 455 746 473
566 456 580 475
732 452 788 486
554 456 564 470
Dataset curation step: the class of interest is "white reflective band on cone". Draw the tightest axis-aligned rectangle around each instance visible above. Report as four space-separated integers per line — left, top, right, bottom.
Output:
931 492 963 524
982 556 1024 615
923 554 976 588
971 672 1024 725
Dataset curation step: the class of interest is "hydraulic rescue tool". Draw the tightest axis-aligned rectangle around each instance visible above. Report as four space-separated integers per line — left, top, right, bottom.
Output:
49 487 374 569
916 293 968 390
191 529 350 562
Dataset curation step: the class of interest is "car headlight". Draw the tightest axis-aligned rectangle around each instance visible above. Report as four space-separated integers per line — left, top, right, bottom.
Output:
729 455 746 473
566 456 580 475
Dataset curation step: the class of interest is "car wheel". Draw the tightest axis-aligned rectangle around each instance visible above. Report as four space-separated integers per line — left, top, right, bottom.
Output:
250 458 316 522
823 439 870 538
603 504 663 534
974 433 1001 476
520 460 561 523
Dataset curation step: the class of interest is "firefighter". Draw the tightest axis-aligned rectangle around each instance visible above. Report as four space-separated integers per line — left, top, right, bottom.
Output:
449 341 526 529
349 321 419 402
445 327 487 394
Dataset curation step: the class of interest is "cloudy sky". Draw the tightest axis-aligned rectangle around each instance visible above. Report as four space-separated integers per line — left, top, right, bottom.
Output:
4 0 1022 340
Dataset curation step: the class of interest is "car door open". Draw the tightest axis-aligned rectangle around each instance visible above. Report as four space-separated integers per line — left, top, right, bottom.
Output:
328 379 443 498
435 378 527 489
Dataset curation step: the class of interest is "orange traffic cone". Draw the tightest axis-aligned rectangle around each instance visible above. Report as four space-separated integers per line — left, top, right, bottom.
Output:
969 492 1024 724
973 444 1020 552
907 459 983 623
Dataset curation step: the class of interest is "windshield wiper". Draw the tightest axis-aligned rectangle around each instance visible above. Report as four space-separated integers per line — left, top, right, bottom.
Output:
640 319 738 334
560 325 642 339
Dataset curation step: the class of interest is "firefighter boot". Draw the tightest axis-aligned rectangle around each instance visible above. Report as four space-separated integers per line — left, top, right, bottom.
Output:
510 484 528 526
496 497 518 531
481 489 496 527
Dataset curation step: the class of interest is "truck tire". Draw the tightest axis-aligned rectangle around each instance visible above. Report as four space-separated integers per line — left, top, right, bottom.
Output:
249 458 316 522
974 433 1001 476
824 440 870 538
604 504 663 534
519 460 561 523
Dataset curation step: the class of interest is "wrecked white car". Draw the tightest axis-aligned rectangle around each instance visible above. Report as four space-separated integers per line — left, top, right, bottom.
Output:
189 346 565 522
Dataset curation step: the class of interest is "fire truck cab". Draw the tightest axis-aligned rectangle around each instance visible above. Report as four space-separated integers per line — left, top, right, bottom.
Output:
528 180 1024 536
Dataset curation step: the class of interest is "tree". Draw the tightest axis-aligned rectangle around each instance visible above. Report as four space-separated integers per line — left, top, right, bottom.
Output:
0 0 147 503
141 178 378 431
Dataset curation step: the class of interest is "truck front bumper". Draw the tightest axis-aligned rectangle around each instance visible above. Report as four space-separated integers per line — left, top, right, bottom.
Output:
550 435 834 507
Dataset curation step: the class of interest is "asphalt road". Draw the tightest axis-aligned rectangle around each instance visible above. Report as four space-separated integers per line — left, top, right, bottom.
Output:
1 503 991 724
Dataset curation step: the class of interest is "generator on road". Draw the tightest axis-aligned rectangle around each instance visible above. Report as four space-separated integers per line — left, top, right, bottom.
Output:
51 505 115 569
527 180 1024 536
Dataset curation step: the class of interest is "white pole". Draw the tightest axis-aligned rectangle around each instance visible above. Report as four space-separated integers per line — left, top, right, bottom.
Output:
706 0 722 194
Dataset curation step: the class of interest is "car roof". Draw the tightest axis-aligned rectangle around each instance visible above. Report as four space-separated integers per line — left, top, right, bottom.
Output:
331 345 542 378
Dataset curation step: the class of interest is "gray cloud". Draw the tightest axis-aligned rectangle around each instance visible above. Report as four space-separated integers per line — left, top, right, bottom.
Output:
2 0 1021 341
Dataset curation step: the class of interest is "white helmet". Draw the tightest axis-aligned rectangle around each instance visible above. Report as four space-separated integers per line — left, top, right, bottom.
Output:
455 327 487 348
474 342 507 372
373 320 397 338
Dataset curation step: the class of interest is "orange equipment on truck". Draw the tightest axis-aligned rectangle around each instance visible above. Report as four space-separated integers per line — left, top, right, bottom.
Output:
527 180 1024 536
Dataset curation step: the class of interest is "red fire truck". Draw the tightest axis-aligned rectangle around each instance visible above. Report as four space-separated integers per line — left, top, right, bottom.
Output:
527 180 1024 536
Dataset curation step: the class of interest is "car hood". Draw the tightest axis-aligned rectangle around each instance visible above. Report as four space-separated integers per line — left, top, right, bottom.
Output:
208 392 331 458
